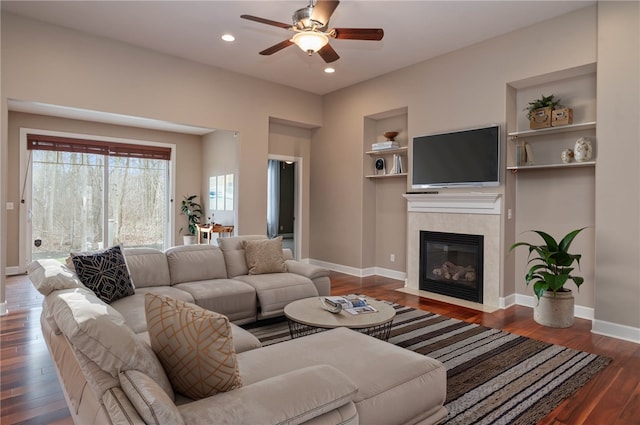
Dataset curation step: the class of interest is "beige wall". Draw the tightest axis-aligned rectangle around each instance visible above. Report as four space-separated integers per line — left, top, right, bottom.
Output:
311 6 597 279
1 12 322 238
2 4 639 337
594 1 640 332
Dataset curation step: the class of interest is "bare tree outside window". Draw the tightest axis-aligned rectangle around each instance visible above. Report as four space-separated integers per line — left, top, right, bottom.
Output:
31 150 168 260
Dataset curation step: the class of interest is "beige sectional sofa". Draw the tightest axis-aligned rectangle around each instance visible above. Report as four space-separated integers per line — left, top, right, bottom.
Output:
29 236 448 425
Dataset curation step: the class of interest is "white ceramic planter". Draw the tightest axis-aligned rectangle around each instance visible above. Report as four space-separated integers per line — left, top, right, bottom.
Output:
534 289 575 328
183 235 197 245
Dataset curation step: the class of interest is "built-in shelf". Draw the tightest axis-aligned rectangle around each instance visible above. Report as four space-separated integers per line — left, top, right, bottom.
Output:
365 146 408 155
365 172 408 179
508 122 596 139
507 161 596 171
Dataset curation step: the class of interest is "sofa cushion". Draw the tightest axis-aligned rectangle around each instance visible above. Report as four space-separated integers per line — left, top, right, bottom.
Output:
145 294 242 399
173 279 257 324
234 273 319 319
123 248 171 288
238 327 447 425
110 287 196 333
165 245 228 284
137 321 262 355
71 245 135 304
242 237 287 275
177 365 359 425
217 235 268 278
120 370 185 425
50 288 174 400
27 259 85 296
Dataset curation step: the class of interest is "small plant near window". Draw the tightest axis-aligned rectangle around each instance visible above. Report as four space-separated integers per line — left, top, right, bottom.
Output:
180 195 203 236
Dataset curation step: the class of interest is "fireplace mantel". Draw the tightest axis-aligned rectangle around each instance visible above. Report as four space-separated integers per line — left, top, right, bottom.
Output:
403 193 502 215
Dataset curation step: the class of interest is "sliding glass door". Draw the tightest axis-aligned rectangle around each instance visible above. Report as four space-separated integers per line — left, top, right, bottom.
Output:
29 136 170 261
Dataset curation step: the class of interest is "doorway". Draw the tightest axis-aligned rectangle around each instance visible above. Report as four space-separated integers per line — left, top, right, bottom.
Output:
267 156 302 259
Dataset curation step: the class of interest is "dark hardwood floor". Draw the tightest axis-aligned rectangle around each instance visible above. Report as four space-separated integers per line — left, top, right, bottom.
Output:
2 272 639 424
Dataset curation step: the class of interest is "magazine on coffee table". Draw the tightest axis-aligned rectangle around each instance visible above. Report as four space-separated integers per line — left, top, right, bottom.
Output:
324 296 378 315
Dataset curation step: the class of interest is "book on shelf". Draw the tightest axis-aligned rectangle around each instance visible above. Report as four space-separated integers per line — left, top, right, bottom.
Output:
524 142 534 165
371 141 399 150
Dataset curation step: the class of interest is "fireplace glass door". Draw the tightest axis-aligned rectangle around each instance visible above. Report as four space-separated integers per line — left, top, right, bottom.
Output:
419 231 483 303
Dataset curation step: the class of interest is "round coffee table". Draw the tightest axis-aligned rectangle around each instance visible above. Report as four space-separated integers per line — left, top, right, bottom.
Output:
284 297 396 341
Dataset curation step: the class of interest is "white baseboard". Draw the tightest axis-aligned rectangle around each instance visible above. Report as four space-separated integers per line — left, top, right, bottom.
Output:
307 259 406 280
592 319 640 343
6 266 21 276
373 267 407 281
307 259 368 277
500 293 517 309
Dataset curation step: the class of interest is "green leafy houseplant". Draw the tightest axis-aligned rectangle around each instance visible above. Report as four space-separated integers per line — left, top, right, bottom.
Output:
509 228 585 301
524 94 561 120
180 195 203 236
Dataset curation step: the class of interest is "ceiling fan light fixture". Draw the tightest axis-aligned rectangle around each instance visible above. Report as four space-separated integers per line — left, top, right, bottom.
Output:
292 31 329 54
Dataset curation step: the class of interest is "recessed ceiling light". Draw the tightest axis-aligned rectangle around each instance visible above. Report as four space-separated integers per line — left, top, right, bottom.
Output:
324 67 336 74
221 34 235 42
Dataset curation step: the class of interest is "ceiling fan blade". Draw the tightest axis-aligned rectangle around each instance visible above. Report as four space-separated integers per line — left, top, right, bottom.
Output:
331 28 384 41
259 39 294 56
317 43 340 63
241 14 292 30
311 0 340 27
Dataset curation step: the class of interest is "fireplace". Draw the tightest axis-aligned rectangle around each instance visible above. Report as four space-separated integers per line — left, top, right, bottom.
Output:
419 231 483 303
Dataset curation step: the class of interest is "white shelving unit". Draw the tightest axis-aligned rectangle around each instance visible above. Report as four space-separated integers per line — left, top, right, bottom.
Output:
508 121 596 138
507 122 597 170
365 146 408 179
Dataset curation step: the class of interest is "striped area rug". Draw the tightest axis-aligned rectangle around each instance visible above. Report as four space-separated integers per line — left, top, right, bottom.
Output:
244 301 611 425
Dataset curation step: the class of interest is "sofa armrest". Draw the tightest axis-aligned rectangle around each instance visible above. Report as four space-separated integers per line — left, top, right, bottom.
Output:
285 260 329 281
178 365 358 425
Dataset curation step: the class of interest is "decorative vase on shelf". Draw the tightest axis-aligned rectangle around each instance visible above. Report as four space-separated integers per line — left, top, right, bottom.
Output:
561 149 574 164
573 137 592 162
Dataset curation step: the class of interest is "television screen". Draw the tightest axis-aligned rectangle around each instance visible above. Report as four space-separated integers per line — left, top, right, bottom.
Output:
411 125 500 189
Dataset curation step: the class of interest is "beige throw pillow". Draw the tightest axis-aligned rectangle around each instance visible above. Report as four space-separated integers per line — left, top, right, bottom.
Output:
145 294 242 399
242 237 287 275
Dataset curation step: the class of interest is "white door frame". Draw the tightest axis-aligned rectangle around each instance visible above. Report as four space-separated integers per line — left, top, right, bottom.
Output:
268 154 303 260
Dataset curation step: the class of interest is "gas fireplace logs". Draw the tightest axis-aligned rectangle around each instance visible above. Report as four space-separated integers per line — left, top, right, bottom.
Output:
432 261 476 282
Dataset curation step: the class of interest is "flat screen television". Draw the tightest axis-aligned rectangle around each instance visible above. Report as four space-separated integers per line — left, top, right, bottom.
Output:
411 125 500 189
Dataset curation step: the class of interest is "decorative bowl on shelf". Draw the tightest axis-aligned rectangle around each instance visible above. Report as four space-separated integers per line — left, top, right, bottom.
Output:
383 131 398 141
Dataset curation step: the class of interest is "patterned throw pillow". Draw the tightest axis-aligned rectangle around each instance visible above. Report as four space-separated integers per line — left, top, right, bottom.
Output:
242 237 287 275
71 245 135 304
145 294 242 399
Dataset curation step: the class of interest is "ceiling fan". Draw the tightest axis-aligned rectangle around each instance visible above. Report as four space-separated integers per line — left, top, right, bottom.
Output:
240 0 384 63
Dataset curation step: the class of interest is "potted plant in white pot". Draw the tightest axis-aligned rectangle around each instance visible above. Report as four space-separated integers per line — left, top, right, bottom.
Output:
180 195 202 245
509 228 586 328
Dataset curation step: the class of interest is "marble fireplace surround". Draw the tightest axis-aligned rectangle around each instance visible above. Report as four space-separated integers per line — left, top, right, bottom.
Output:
403 193 503 309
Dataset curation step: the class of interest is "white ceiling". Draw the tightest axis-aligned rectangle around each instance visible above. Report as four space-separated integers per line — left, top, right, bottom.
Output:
3 1 594 96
